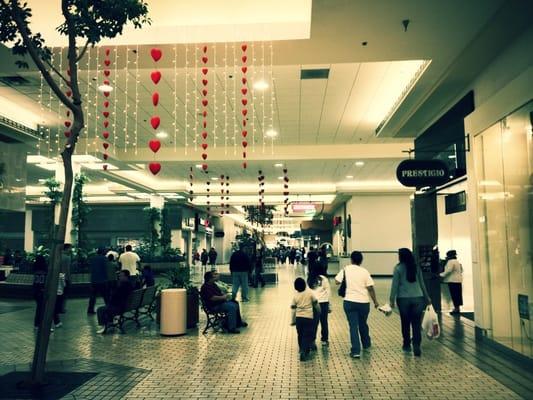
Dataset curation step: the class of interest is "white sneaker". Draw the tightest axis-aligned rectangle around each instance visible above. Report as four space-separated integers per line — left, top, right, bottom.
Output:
55 322 63 328
50 327 54 332
96 327 107 334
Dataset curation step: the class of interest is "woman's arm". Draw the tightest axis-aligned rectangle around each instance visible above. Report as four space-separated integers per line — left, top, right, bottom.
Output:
367 286 379 308
389 266 400 306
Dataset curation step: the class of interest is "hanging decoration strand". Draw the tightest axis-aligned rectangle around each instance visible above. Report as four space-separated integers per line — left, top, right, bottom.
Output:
148 47 163 175
241 43 248 169
134 44 139 155
101 47 112 170
200 44 209 172
184 44 189 155
173 44 177 153
112 47 118 151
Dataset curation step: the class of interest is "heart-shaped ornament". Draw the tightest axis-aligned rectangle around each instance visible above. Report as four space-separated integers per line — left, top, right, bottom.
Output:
202 89 208 96
67 69 71 76
102 153 108 160
242 109 248 116
241 88 247 95
203 121 207 128
104 70 110 77
66 90 72 97
243 119 247 126
66 110 70 118
103 101 109 108
202 79 208 86
242 140 248 148
151 71 161 84
241 66 247 74
64 131 71 138
102 131 109 139
202 68 208 75
149 139 161 153
202 153 207 160
104 59 111 67
283 168 288 174
202 99 208 107
152 92 159 106
202 163 208 171
241 130 248 137
201 143 208 150
104 80 110 85
241 98 247 106
241 44 247 52
103 111 109 118
202 56 208 64
242 77 247 84
243 151 247 158
103 142 109 149
103 91 110 97
105 48 111 56
103 164 108 171
284 184 289 189
201 131 208 139
202 111 207 117
150 48 162 62
149 162 161 175
242 55 247 63
150 116 161 130
64 120 71 127
103 120 109 128
242 162 247 169
202 45 208 53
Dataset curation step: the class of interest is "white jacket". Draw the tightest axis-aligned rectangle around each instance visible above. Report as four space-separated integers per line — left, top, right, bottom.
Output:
440 259 463 283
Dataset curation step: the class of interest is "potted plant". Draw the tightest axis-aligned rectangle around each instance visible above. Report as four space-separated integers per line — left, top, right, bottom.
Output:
161 266 199 329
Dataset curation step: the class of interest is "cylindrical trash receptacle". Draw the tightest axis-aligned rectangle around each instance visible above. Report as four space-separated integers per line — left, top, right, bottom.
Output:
160 288 187 336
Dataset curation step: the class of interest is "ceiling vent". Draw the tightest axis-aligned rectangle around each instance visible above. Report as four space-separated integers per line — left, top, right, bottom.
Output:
300 68 329 80
0 75 32 87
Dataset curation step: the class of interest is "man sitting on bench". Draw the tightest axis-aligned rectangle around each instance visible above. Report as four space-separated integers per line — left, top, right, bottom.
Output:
97 270 133 334
200 271 248 334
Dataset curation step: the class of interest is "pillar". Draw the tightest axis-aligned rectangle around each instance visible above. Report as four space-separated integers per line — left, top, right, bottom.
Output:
24 209 34 252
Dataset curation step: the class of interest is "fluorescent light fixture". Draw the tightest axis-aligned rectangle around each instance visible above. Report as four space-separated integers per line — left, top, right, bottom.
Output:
266 129 278 138
27 155 55 164
274 163 283 167
346 175 354 179
211 177 219 181
98 84 113 92
253 80 269 90
278 176 284 180
156 131 168 139
355 161 365 167
448 154 456 159
196 164 203 169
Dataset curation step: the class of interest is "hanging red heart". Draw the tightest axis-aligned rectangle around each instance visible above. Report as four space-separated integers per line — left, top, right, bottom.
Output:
150 116 160 130
103 92 110 97
104 59 111 67
103 153 109 160
151 71 161 84
105 48 110 56
241 66 247 74
202 79 208 86
241 88 247 95
103 164 108 171
150 48 162 62
242 130 247 137
103 101 109 108
64 120 71 127
66 110 70 117
284 184 289 189
241 98 248 106
242 77 247 84
283 168 288 174
242 55 247 63
202 153 207 160
102 131 109 139
242 109 248 116
104 80 110 85
152 92 159 106
149 139 161 153
202 68 208 75
103 142 109 149
66 90 72 97
201 131 208 139
201 143 208 150
242 140 248 147
242 162 247 169
202 45 208 53
241 44 247 52
243 151 247 158
149 162 161 175
202 99 208 107
104 70 110 77
203 121 207 128
67 69 71 76
64 131 71 138
202 56 208 64
103 111 109 118
243 120 247 126
284 177 289 182
201 89 207 96
202 164 208 171
202 111 207 117
103 120 109 128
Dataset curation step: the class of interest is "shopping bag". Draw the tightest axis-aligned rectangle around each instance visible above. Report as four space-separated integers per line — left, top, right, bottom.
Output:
422 305 440 339
378 303 392 316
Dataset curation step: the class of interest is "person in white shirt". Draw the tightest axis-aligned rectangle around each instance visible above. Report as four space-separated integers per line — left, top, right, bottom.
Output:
118 245 140 277
440 250 463 315
308 265 331 346
291 277 321 362
335 251 379 358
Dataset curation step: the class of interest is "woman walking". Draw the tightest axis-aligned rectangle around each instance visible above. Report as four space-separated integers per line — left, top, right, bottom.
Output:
308 265 331 346
440 250 463 315
335 251 379 358
389 248 431 357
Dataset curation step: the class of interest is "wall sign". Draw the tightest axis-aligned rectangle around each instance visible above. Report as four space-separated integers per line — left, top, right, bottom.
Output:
445 191 467 214
396 159 449 187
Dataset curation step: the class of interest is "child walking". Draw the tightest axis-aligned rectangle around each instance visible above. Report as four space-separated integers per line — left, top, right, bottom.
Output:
291 277 320 361
308 265 331 346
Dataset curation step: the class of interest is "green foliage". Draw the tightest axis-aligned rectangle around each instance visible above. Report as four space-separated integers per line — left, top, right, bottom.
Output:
43 178 63 206
143 206 161 255
71 173 90 252
160 207 172 250
244 205 276 226
161 267 194 292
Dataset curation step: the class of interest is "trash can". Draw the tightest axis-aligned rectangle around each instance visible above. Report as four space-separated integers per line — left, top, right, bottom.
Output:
160 288 187 336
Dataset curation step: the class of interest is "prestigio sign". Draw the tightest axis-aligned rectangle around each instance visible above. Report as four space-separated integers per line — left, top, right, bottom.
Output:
396 159 450 187
291 203 317 213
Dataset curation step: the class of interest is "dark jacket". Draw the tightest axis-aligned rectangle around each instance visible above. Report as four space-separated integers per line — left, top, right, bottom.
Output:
208 249 217 264
200 251 208 265
109 281 133 312
89 254 108 283
230 249 251 273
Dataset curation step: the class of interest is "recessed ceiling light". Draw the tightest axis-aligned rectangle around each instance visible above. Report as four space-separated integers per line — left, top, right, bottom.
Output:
195 164 203 169
211 177 219 181
355 161 365 167
97 84 113 92
253 80 269 90
277 176 284 180
266 129 278 138
156 131 168 139
274 163 283 168
346 175 354 179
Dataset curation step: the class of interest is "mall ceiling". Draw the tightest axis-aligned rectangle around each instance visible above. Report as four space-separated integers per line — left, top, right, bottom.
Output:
1 0 532 206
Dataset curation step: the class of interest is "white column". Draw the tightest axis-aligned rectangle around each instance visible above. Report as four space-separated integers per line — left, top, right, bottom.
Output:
54 161 81 244
24 209 34 252
170 229 182 248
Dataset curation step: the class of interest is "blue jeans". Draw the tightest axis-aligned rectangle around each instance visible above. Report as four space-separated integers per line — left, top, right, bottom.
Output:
343 301 371 355
212 301 242 331
231 271 249 301
397 296 426 348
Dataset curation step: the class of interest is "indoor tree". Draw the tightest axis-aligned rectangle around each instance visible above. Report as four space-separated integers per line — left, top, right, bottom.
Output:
0 0 149 385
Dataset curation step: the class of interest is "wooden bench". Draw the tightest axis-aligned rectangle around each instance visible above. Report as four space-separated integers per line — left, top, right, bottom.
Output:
199 294 228 334
104 286 157 333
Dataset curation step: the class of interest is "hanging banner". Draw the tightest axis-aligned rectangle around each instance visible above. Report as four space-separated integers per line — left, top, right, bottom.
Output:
396 159 449 187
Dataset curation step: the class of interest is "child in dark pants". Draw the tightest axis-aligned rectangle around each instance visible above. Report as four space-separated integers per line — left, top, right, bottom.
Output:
291 277 320 361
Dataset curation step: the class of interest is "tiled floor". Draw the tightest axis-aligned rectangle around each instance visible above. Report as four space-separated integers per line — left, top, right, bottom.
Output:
0 265 527 399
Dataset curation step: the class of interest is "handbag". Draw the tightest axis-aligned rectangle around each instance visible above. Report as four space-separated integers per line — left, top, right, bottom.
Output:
337 268 346 297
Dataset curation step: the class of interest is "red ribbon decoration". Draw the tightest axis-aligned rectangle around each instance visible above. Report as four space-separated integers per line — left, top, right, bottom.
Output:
241 43 248 168
149 48 163 175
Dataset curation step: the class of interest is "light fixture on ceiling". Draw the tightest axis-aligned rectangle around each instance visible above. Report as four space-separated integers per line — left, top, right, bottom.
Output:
274 163 283 167
195 164 203 169
266 129 278 138
211 177 219 181
355 161 365 167
156 131 168 139
345 175 354 179
277 176 284 180
253 80 269 90
98 84 113 92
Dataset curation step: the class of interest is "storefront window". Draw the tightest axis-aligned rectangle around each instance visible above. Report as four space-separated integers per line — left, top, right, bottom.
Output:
474 100 533 358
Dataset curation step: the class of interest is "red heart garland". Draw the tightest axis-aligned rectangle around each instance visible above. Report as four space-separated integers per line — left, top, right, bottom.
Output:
241 98 248 106
243 120 247 126
103 164 108 171
104 59 111 67
64 131 71 138
242 109 248 116
102 131 109 139
242 130 247 137
202 153 207 160
202 111 207 117
202 99 208 107
242 162 247 169
202 68 208 75
242 55 247 63
105 48 111 56
103 101 109 108
149 139 161 153
242 140 248 147
202 56 208 64
241 88 247 95
151 71 161 84
150 116 161 130
103 111 109 118
103 142 109 149
104 70 110 77
103 154 109 160
203 121 207 128
66 110 70 117
201 143 208 150
202 89 208 96
66 90 72 97
202 79 208 86
103 92 110 97
202 45 208 53
104 80 110 85
103 120 109 128
241 66 247 74
201 131 208 139
243 151 247 158
202 163 208 171
241 44 247 52
64 120 71 127
242 77 247 84
149 162 161 175
150 48 162 62
152 92 159 106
